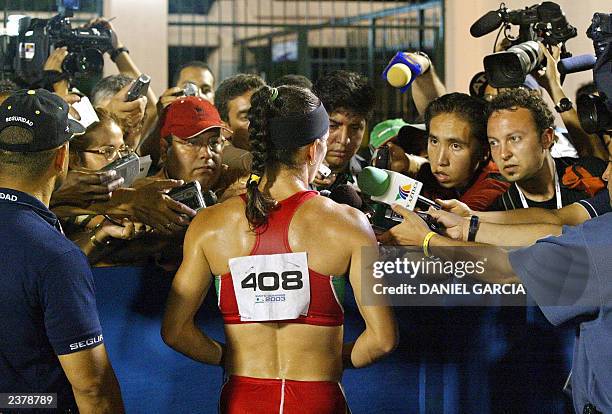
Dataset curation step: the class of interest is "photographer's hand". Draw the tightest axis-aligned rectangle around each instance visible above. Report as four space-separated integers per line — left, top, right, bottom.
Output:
43 46 68 73
377 204 431 246
122 179 197 235
44 47 74 101
533 43 562 95
159 87 184 110
51 170 124 208
87 17 121 50
105 82 147 130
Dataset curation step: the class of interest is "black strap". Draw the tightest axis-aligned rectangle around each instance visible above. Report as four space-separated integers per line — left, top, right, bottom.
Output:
110 47 129 62
468 215 479 242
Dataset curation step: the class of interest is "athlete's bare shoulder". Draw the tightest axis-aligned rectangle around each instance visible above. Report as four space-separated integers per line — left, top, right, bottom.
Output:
189 195 246 238
301 195 375 245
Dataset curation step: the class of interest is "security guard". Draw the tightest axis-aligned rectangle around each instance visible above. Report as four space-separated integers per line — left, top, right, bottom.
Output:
0 89 124 413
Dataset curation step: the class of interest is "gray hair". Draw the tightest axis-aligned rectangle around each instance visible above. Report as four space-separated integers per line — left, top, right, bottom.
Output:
90 74 134 107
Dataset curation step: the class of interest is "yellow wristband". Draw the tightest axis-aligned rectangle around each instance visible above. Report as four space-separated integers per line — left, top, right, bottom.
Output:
422 231 437 258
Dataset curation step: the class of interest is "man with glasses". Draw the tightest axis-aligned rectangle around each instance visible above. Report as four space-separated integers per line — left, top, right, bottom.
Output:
55 110 197 260
159 96 229 195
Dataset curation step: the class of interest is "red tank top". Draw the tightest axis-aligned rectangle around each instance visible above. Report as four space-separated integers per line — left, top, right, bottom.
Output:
215 191 345 326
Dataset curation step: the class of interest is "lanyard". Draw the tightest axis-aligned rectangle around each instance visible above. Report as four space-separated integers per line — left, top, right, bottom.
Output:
515 163 562 209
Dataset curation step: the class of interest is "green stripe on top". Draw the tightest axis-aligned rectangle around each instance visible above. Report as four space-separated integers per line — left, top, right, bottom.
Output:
331 276 345 305
214 276 221 299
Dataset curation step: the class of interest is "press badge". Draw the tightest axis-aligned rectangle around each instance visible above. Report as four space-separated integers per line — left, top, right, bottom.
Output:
229 252 310 322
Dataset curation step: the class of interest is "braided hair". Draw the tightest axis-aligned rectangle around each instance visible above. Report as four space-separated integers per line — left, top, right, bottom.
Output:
246 85 320 229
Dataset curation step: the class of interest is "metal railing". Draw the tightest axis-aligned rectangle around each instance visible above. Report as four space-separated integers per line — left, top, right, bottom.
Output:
168 0 444 123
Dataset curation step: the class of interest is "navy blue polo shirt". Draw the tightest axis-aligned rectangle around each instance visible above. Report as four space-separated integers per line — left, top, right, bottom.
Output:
509 214 612 413
0 188 103 411
576 189 611 218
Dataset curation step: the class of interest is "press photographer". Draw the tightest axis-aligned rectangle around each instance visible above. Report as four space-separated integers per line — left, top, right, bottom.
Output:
577 12 612 134
0 0 113 87
471 1 577 88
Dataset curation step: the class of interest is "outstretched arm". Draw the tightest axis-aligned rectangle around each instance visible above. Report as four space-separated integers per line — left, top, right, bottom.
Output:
409 53 447 117
378 204 520 284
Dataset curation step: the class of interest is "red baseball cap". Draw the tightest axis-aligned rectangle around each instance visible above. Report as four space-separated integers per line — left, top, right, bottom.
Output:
161 96 231 139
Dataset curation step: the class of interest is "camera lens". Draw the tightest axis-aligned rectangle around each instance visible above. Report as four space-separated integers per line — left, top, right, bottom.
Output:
484 41 542 88
62 49 105 76
578 93 611 134
76 48 104 73
61 52 79 75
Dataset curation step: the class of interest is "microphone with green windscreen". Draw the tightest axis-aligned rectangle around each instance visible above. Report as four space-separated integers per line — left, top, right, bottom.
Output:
357 166 440 210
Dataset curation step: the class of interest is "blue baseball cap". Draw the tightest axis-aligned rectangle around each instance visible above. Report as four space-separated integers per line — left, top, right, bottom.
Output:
0 89 85 152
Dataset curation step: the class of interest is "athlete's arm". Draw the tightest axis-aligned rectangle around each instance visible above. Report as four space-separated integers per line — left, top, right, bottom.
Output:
161 211 224 365
344 209 398 368
58 345 124 414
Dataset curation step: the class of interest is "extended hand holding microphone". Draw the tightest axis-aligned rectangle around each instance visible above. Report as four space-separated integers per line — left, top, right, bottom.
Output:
381 52 426 92
357 166 442 232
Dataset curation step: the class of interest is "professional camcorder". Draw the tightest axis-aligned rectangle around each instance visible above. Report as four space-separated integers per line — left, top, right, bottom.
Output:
471 2 577 88
0 0 113 85
578 13 612 134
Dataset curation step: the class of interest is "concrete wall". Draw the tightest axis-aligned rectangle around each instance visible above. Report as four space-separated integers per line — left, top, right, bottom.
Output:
103 0 168 95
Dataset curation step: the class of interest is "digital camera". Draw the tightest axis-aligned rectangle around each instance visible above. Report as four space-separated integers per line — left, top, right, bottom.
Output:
167 181 207 211
100 153 140 188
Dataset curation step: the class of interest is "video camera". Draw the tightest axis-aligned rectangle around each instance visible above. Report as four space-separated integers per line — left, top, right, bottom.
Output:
471 2 577 88
0 0 113 85
577 13 612 134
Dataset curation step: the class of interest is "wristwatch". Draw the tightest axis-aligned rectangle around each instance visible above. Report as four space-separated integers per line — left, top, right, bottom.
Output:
110 47 129 62
413 51 431 74
467 215 479 242
554 97 573 113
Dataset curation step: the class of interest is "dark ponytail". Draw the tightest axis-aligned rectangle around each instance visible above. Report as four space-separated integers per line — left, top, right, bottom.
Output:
246 86 277 229
245 85 320 230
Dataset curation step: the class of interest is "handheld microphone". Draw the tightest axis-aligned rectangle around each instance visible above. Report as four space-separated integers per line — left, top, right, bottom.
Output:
470 10 504 38
357 167 441 232
357 166 440 211
381 52 423 93
557 54 596 75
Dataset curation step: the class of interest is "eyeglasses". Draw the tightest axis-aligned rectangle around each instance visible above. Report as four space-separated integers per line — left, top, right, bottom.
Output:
175 135 225 153
80 144 134 161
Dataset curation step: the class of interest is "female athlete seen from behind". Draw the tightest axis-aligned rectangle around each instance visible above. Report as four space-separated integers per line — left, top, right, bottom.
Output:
162 85 398 413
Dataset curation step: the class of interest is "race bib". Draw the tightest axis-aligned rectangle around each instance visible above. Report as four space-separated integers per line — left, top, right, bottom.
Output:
229 252 310 322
